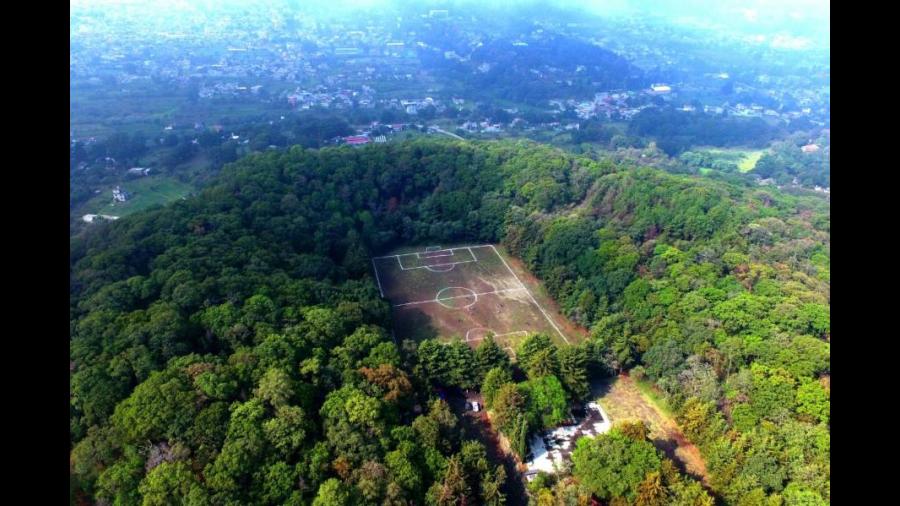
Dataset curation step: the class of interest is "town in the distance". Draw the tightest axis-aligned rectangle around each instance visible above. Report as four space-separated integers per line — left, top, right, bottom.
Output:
71 1 829 228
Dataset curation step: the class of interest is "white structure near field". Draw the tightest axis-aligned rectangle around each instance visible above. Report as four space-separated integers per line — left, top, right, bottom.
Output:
112 186 130 202
524 401 612 479
82 214 120 223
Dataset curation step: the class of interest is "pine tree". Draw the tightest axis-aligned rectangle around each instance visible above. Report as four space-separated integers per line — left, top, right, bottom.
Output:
437 455 471 505
475 335 510 382
481 465 507 506
558 345 590 400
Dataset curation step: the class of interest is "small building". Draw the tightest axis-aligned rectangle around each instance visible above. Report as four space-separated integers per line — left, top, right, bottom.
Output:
82 214 120 223
524 402 612 476
650 84 672 93
334 47 361 56
801 144 820 153
112 186 130 202
373 135 387 143
344 135 370 146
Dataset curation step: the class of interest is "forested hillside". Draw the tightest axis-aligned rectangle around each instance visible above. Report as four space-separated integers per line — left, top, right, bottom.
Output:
71 139 829 505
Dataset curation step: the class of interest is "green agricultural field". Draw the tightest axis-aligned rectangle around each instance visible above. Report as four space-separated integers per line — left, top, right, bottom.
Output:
76 176 193 219
701 147 767 172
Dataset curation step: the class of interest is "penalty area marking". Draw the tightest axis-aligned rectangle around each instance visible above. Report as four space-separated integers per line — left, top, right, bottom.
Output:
464 328 529 343
425 264 456 273
417 248 455 259
374 246 480 272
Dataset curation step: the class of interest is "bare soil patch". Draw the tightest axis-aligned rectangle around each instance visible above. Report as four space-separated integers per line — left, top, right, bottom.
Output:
594 374 710 486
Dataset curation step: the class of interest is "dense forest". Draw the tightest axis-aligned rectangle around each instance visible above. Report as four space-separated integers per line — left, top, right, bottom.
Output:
752 132 830 187
71 139 828 505
628 108 782 156
418 34 648 105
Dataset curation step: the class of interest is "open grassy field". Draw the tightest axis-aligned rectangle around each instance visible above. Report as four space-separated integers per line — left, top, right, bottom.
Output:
77 176 193 218
372 244 577 352
700 147 767 172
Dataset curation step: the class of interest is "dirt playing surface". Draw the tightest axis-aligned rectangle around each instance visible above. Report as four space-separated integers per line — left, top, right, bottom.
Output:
500 247 591 343
594 375 710 486
373 244 574 349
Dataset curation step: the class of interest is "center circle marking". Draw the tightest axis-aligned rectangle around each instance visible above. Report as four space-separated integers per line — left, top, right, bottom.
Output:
435 287 478 309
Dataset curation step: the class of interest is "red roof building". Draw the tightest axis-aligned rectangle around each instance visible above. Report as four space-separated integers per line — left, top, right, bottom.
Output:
344 135 370 145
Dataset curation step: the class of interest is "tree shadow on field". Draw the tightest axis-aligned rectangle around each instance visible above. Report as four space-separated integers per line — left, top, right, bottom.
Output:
651 435 705 485
393 308 438 342
588 375 614 399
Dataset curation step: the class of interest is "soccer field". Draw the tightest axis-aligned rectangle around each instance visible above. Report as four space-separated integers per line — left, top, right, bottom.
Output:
372 244 571 353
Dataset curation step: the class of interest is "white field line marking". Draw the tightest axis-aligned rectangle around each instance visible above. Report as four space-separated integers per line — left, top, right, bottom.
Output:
496 330 529 338
435 287 479 309
393 287 525 308
400 259 476 271
390 247 476 271
425 264 456 273
371 244 494 261
465 328 529 342
465 327 490 341
489 245 570 345
417 249 455 259
372 258 385 297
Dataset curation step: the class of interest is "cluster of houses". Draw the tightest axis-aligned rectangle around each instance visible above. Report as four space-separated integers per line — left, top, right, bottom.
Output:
287 86 376 110
570 91 648 120
112 186 130 203
197 82 265 99
339 122 409 146
458 121 504 133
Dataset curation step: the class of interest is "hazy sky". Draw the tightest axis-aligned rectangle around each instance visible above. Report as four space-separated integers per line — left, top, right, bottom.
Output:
71 0 829 49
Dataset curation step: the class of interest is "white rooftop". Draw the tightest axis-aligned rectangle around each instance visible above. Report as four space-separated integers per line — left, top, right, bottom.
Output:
524 401 612 476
